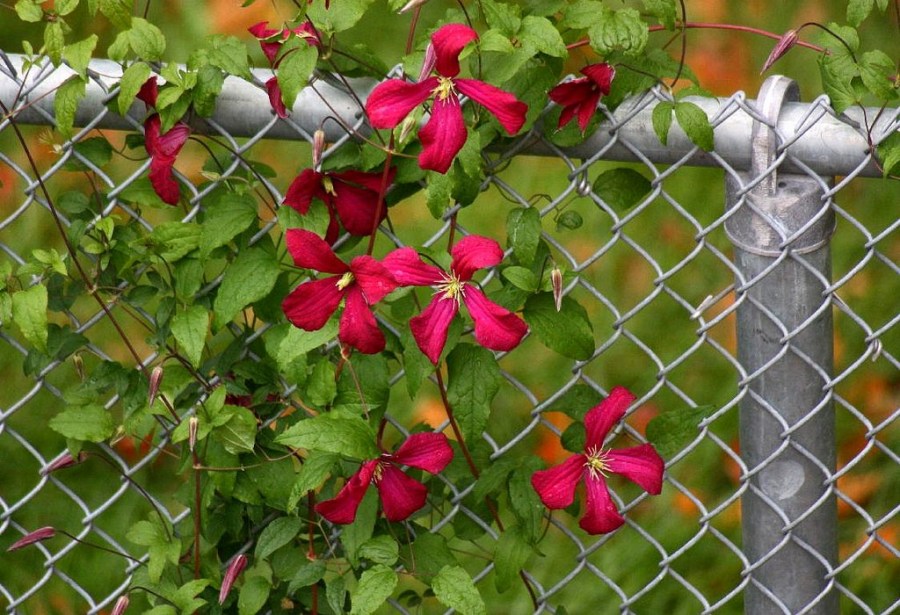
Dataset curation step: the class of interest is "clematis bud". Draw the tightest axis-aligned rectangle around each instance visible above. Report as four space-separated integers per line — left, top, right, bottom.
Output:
551 266 564 312
148 366 164 406
399 0 429 14
7 527 56 552
219 554 248 604
761 29 799 73
312 130 326 170
111 595 130 615
397 115 418 145
41 451 86 476
417 42 437 82
188 416 199 453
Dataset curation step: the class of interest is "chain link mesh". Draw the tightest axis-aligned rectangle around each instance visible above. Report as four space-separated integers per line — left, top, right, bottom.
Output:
0 53 897 614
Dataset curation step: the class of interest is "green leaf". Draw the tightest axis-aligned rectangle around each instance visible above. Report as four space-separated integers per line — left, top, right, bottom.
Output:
588 7 648 56
200 191 258 256
446 344 501 442
472 457 518 500
326 575 347 614
287 452 338 512
255 516 303 560
126 518 179 583
426 171 453 219
168 579 211 613
287 560 326 594
267 320 338 374
214 405 258 455
343 491 377 566
277 44 318 111
147 222 200 262
651 101 674 145
555 210 583 231
561 421 585 452
674 101 714 151
15 0 43 22
592 168 652 212
524 292 594 360
238 575 270 615
275 414 379 459
350 565 397 615
411 533 457 578
63 35 98 76
643 0 676 29
519 16 566 57
49 404 115 442
171 305 208 368
819 55 860 114
876 130 900 177
306 358 337 407
561 0 603 29
358 535 399 566
213 247 280 328
129 18 166 61
847 0 874 26
55 0 80 15
100 0 132 29
432 565 486 615
494 526 532 593
402 326 433 399
859 50 898 100
646 404 716 459
481 0 522 37
12 284 48 353
63 137 113 172
509 459 545 543
506 207 541 266
308 0 375 33
54 76 86 139
118 177 171 208
204 34 253 80
192 65 226 117
502 266 538 292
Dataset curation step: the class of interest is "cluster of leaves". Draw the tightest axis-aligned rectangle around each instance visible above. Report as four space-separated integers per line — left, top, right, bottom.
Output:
2 0 896 613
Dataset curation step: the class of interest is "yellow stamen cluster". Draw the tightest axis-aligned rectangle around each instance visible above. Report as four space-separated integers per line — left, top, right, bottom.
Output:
336 271 355 290
435 272 465 305
372 461 385 483
432 76 457 102
584 446 610 480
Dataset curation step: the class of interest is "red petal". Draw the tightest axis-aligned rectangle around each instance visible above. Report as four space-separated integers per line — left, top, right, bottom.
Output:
376 464 428 521
349 255 398 304
282 277 343 331
248 21 279 39
530 454 584 509
431 23 478 77
580 475 625 534
149 158 181 205
390 432 454 473
450 235 503 281
332 168 395 193
285 228 348 273
463 287 528 353
382 247 444 286
574 93 601 132
581 63 615 94
455 78 527 135
584 386 635 450
284 169 324 215
365 78 436 129
548 78 594 108
315 461 377 524
410 296 459 364
339 286 386 354
266 77 288 118
136 76 158 107
155 122 190 159
606 443 665 495
418 94 467 173
332 181 383 236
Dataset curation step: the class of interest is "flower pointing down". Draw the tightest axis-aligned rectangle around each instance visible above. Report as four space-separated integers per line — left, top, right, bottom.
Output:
549 62 615 132
316 432 454 523
531 387 665 535
137 77 190 205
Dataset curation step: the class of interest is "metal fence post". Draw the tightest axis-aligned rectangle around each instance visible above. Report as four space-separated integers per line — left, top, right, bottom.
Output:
725 76 838 614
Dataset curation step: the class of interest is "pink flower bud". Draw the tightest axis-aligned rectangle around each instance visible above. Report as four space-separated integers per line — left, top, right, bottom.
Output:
417 43 437 82
188 416 199 453
41 451 86 476
551 266 564 312
312 130 326 170
7 527 56 552
219 554 248 604
148 366 164 406
761 29 799 74
111 595 130 615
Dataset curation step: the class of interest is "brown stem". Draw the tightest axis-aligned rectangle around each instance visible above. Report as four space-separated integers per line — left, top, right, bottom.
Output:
308 490 319 615
366 135 395 256
192 450 202 580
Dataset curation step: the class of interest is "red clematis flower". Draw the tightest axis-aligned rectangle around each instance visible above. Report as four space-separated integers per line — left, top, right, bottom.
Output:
548 63 615 132
281 229 398 354
531 387 665 535
249 21 320 118
384 236 528 364
284 167 396 245
365 23 528 173
137 77 190 205
316 432 453 523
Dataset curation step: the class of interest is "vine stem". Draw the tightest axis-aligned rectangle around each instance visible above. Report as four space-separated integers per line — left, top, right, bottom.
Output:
192 448 202 580
366 135 395 256
308 491 319 615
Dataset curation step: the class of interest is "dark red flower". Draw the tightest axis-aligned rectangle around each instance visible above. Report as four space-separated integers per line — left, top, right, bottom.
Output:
284 167 396 245
365 24 528 173
137 77 190 205
281 229 398 354
384 236 527 363
549 63 615 132
249 21 320 118
531 387 664 534
316 433 453 523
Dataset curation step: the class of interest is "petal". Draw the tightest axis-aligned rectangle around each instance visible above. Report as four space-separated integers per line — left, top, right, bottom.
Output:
155 122 190 159
376 465 429 522
455 78 528 135
149 158 181 205
410 296 459 364
574 93 601 132
382 247 445 286
548 78 593 108
282 277 343 331
584 386 636 450
581 63 615 95
606 443 665 495
418 94 467 174
390 432 454 473
530 454 585 509
137 77 158 107
339 286 386 354
349 255 398 304
265 76 288 118
248 20 279 39
285 228 348 273
332 168 396 193
332 181 383 236
143 113 161 157
284 169 324 215
431 23 478 77
463 287 528 353
580 475 625 534
450 235 503 281
315 461 377 524
365 78 436 129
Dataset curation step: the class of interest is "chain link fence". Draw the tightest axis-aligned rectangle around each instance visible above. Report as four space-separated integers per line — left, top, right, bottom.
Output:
0 51 897 614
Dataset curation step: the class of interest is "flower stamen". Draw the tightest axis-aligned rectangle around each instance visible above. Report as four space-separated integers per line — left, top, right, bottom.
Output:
432 76 456 102
584 446 610 479
336 271 355 290
434 272 465 305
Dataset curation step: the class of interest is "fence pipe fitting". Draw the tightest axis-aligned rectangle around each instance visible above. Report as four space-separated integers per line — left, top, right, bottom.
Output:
725 76 838 614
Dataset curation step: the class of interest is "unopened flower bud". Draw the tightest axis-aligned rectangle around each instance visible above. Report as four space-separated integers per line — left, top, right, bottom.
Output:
41 451 86 476
7 527 56 552
398 115 418 145
219 554 248 604
761 29 799 74
111 595 130 615
312 129 326 170
188 416 199 453
398 0 429 14
148 366 164 406
551 266 564 312
417 43 437 82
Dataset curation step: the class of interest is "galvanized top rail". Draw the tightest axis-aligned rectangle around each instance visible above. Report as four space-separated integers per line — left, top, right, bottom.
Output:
1 52 897 178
